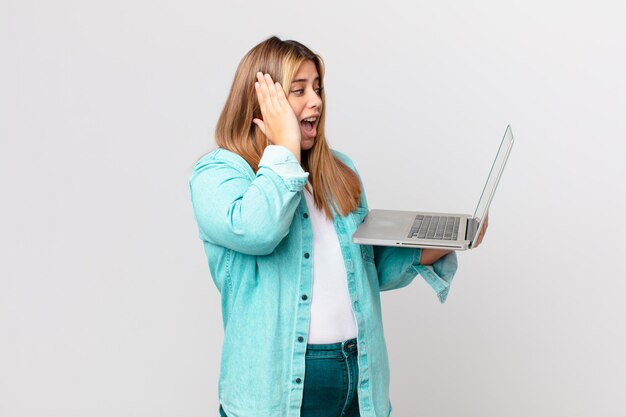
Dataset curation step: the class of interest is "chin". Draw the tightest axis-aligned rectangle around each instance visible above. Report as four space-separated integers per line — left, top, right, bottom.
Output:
301 139 315 151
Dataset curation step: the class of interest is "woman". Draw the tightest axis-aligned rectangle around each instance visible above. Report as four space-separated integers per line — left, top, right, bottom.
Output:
189 36 487 417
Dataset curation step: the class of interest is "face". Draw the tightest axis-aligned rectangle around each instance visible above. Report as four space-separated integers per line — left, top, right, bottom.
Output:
287 60 323 151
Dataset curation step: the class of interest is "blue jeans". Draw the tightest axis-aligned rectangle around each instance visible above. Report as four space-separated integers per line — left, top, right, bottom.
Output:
219 337 360 417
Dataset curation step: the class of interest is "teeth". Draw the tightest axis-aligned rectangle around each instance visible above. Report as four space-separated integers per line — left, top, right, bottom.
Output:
303 117 317 122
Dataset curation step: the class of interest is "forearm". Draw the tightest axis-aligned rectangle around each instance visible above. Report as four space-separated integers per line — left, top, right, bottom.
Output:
420 249 453 265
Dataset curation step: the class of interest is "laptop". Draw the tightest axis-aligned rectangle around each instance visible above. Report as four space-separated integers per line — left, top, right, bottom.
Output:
352 125 515 250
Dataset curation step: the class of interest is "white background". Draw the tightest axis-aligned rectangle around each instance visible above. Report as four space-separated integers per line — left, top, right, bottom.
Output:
1 0 625 416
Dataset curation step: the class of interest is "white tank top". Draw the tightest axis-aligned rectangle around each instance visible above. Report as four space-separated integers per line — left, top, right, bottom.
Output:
303 184 358 344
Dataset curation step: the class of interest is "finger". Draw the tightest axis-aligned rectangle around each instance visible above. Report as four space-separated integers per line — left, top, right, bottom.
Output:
253 119 274 143
265 75 280 109
478 228 486 245
252 118 265 134
256 71 267 87
256 72 273 112
254 73 266 107
275 82 290 111
275 81 288 105
264 73 279 108
254 82 266 112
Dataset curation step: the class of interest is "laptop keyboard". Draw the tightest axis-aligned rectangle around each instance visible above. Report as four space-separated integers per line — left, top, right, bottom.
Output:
408 215 460 240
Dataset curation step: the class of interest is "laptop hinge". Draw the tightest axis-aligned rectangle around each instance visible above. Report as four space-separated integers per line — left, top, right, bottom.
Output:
465 218 480 242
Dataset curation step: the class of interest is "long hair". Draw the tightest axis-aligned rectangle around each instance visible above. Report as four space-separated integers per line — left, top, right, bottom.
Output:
214 36 362 219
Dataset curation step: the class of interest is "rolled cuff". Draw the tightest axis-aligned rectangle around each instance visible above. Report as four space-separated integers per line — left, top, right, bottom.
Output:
259 145 309 191
412 251 459 303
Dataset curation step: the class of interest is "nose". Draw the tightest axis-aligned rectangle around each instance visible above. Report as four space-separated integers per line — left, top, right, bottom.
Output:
307 88 322 110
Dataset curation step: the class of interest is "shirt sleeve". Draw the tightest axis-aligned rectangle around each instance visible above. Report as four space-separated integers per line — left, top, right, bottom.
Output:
374 246 458 303
412 252 458 303
258 145 309 186
189 146 309 256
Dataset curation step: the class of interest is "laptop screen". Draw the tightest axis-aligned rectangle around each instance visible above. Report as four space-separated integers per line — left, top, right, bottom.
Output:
472 125 515 229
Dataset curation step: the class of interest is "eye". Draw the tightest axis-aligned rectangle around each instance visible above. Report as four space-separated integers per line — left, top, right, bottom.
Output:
291 89 304 96
315 87 323 95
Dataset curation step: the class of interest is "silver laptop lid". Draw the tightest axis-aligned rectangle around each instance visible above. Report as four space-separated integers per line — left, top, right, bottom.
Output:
469 125 515 246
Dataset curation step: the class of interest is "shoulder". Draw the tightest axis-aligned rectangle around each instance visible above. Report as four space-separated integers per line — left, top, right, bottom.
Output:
190 148 254 183
193 148 253 174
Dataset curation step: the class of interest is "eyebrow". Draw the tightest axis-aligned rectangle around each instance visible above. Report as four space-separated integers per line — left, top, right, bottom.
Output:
291 77 320 84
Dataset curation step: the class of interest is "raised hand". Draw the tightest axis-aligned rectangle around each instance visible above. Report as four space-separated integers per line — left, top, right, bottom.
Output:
252 72 301 160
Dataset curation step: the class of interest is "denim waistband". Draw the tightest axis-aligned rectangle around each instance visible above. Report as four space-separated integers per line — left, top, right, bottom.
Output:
305 337 357 358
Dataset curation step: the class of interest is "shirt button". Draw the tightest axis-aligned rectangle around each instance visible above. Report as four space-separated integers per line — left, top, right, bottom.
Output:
301 294 308 301
298 336 304 342
303 213 309 218
304 252 310 259
296 378 302 384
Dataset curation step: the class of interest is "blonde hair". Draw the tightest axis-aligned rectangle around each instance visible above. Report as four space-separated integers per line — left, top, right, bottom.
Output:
214 35 362 219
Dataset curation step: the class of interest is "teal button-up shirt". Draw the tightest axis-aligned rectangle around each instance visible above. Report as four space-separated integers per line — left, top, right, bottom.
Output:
189 145 458 417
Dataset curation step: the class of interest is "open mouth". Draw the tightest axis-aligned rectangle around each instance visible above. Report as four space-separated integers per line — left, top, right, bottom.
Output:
300 116 318 138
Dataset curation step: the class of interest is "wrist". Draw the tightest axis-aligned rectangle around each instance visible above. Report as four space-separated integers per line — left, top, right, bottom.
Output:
285 144 301 163
420 249 452 265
